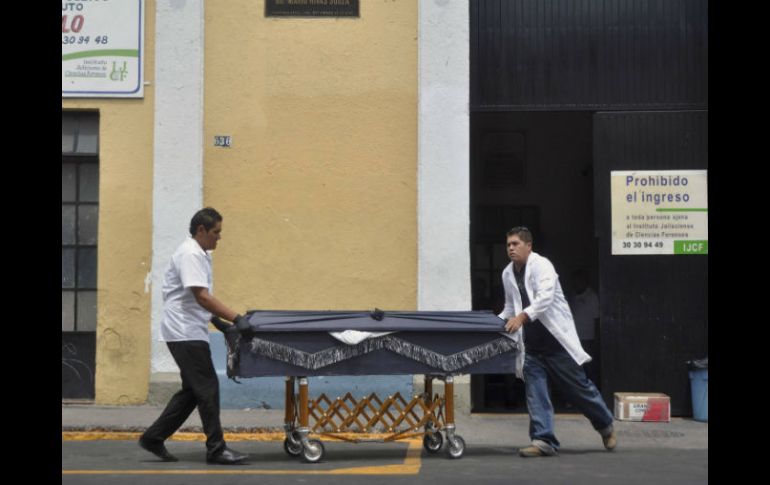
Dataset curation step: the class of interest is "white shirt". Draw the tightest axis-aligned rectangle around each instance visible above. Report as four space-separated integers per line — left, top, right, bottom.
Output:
160 237 213 343
570 287 599 340
498 251 591 372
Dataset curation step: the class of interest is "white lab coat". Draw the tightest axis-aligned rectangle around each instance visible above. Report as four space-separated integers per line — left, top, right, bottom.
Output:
498 251 591 378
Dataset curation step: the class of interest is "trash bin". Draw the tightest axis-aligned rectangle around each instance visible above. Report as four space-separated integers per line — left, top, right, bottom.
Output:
687 358 708 422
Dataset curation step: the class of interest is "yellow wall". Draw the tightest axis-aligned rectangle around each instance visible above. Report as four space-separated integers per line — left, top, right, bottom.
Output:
62 1 155 405
204 1 418 311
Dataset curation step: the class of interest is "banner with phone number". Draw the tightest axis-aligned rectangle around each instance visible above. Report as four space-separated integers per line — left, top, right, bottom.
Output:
62 0 144 98
611 170 708 255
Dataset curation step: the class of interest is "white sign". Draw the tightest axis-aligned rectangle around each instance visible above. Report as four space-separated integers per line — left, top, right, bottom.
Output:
62 0 145 98
611 170 708 255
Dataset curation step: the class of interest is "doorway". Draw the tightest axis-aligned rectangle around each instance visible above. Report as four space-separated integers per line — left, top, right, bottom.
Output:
62 111 99 400
470 111 599 413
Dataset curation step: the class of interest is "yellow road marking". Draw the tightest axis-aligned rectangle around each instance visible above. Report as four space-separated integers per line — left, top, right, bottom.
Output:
62 433 423 475
63 431 287 442
62 431 414 442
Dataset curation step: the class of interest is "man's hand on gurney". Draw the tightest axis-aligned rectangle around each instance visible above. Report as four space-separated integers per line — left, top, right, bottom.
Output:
233 314 254 338
211 315 253 338
504 312 529 333
210 316 231 333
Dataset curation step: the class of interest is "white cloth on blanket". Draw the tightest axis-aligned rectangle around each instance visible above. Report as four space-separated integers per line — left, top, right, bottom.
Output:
329 330 394 345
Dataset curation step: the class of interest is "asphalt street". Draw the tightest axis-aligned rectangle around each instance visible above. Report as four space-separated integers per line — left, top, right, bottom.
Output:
62 406 708 483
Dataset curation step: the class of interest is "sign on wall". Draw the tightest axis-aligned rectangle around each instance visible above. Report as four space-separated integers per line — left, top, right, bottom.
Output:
62 0 145 98
611 170 708 255
265 0 359 17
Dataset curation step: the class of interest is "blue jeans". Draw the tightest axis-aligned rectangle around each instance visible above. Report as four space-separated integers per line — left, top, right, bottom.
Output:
523 349 614 452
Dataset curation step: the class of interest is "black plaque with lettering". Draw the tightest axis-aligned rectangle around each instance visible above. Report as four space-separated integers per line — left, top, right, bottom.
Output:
266 0 359 17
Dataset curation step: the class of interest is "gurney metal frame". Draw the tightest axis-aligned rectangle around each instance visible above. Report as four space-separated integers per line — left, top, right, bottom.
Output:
217 310 519 463
280 374 463 462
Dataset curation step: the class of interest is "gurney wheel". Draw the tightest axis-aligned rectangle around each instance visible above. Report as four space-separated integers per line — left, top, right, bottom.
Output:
423 432 443 453
284 437 302 457
301 439 325 463
446 435 465 459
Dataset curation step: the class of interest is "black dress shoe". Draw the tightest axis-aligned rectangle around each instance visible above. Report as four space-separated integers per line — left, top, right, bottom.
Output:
206 447 248 465
138 437 179 462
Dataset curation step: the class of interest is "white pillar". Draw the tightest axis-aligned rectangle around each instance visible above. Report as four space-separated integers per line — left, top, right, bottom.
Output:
151 0 205 373
417 0 472 413
418 0 471 311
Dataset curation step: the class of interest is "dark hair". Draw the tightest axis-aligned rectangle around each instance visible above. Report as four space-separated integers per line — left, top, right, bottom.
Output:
189 207 223 236
506 226 533 244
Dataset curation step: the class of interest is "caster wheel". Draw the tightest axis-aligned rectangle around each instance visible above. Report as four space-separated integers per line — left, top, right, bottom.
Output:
283 437 302 457
423 432 443 453
283 431 302 457
447 435 465 459
301 439 325 463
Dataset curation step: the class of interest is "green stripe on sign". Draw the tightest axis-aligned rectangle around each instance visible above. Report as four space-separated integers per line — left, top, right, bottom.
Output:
62 49 139 61
656 208 708 212
674 241 708 254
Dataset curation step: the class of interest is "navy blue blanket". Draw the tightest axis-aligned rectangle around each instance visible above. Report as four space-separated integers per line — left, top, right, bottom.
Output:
244 309 506 333
219 310 517 377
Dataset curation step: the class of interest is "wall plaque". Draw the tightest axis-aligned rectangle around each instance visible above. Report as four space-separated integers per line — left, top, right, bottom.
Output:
266 0 359 17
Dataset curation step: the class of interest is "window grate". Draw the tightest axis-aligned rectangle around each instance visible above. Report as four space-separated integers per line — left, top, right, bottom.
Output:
62 112 99 333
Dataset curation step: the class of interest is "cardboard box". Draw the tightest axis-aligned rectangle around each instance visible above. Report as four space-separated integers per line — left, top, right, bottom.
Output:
614 393 671 422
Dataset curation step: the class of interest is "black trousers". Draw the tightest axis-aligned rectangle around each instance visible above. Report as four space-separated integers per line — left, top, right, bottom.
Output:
142 341 226 456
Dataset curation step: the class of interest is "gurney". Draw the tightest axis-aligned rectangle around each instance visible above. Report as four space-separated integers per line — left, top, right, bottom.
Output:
215 309 520 462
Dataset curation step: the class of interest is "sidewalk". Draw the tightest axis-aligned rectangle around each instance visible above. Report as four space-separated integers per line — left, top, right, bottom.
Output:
62 404 708 450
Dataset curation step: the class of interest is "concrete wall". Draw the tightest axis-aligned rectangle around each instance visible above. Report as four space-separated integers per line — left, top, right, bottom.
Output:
68 0 475 409
62 1 157 405
202 0 418 312
148 0 420 405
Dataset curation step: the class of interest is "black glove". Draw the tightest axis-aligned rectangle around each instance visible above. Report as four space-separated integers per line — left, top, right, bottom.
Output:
233 314 253 338
210 316 231 333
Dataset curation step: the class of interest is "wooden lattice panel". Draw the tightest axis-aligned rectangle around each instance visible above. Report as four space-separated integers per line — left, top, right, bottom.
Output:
307 392 444 434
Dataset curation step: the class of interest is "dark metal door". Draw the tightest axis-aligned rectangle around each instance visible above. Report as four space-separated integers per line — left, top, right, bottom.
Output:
62 112 99 400
593 110 707 416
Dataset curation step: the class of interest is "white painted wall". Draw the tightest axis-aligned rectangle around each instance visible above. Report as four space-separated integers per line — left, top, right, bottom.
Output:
418 0 471 311
150 0 205 373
